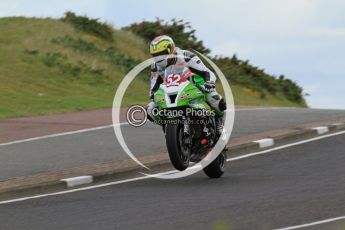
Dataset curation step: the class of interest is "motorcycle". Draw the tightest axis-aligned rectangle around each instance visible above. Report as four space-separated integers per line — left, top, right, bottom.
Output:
152 65 226 178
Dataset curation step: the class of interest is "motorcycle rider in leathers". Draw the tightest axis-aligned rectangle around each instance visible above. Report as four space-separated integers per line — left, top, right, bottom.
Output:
147 35 226 135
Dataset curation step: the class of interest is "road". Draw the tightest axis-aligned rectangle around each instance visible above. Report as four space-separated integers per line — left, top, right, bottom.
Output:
1 108 345 180
1 130 345 229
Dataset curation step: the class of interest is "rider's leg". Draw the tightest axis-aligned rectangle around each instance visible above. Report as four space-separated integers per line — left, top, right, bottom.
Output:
146 101 156 122
206 90 226 135
146 101 165 133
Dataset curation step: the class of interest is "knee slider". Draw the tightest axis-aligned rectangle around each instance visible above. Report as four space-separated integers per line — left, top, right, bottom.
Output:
146 103 155 122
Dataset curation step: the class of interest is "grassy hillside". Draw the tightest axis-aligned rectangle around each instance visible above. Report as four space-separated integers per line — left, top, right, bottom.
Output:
0 14 305 119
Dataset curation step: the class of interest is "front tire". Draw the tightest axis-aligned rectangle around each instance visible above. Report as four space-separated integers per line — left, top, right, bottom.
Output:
166 123 191 171
203 151 226 178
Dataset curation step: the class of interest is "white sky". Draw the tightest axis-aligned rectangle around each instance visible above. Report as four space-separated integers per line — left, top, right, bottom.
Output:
1 0 344 109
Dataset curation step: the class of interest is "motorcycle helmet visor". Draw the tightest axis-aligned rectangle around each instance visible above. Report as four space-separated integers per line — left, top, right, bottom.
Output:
151 50 170 57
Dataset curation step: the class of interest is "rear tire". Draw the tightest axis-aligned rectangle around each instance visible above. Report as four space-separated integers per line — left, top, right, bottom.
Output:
166 123 191 171
203 151 226 178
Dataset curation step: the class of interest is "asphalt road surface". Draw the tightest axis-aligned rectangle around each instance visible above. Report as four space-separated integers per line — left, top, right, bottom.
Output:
1 129 345 230
1 108 345 180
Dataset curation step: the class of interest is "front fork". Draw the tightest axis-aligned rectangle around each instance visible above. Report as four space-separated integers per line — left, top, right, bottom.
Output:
183 116 192 146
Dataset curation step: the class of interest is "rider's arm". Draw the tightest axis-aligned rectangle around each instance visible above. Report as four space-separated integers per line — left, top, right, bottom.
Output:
184 51 216 83
150 63 163 99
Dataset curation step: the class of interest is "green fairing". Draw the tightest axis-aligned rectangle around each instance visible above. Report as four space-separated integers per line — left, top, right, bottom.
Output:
153 74 211 117
193 74 205 86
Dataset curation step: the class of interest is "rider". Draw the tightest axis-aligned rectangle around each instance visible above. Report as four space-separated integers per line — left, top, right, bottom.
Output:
147 35 226 134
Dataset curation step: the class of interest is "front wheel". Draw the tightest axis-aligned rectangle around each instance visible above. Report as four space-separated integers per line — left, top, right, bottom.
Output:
166 123 191 171
203 151 226 178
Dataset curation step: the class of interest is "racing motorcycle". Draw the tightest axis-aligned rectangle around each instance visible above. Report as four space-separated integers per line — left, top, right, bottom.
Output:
152 64 226 178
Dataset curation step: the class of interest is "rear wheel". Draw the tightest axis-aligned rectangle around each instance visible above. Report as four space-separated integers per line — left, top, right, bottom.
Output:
203 151 226 178
166 123 191 171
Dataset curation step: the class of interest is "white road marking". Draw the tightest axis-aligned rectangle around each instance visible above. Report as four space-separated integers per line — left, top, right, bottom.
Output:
312 126 329 135
1 129 345 205
228 130 345 162
254 138 275 148
273 215 345 230
61 176 93 187
0 175 150 205
0 122 128 147
0 107 293 146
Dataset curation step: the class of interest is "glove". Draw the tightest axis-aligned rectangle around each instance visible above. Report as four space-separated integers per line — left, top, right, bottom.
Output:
204 81 215 92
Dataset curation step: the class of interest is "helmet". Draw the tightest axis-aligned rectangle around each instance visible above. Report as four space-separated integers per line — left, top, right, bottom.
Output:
150 35 175 57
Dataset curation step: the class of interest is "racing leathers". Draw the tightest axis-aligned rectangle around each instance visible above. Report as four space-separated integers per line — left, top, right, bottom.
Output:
147 48 226 134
